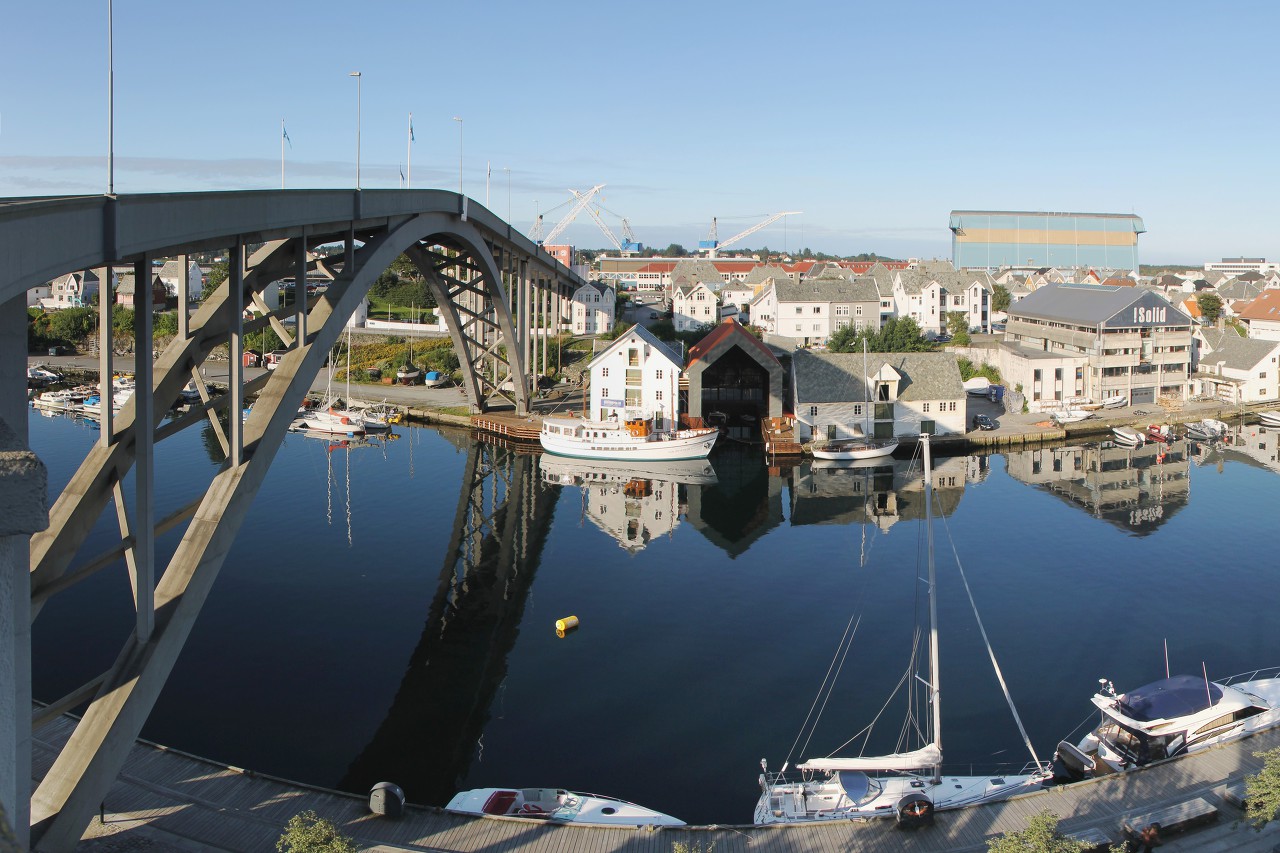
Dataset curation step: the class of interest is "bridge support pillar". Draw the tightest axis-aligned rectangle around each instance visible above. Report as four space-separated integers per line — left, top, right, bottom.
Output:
0 294 48 850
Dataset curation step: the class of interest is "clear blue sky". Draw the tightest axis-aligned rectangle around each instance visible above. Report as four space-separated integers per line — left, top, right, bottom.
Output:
3 0 1277 263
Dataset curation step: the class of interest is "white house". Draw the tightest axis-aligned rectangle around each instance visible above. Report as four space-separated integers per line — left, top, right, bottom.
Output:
156 259 205 298
40 268 109 310
672 282 719 332
791 350 966 441
763 273 882 346
586 324 685 429
892 269 945 336
569 281 615 335
1237 290 1280 342
1192 328 1280 403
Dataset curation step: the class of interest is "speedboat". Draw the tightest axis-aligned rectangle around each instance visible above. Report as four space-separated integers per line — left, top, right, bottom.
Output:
1183 419 1228 441
1053 668 1280 782
1101 394 1128 409
1111 426 1145 447
446 787 685 827
539 416 718 461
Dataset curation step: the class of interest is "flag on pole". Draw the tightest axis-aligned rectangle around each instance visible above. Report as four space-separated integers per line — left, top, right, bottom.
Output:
282 124 292 148
399 165 405 183
409 114 414 142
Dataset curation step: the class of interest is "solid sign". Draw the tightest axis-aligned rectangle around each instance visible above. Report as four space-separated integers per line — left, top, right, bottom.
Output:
600 398 624 407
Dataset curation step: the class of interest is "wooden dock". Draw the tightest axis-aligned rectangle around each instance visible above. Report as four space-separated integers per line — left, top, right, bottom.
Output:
41 711 1280 852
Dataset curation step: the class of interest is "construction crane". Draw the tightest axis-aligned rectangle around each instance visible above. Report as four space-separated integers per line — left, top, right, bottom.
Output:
529 185 604 245
577 192 644 256
698 211 802 258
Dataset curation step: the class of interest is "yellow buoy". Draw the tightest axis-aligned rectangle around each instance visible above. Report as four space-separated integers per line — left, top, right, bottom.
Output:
555 615 579 633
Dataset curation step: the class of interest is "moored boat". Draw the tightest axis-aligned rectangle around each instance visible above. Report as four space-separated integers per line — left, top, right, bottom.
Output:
1050 408 1093 424
446 787 685 827
755 434 1049 826
811 436 898 461
1146 424 1173 443
291 406 365 435
1053 667 1280 782
539 416 718 461
1111 426 1145 447
27 364 62 386
1183 418 1228 441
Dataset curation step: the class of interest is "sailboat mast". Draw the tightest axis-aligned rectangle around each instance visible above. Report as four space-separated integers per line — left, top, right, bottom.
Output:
922 432 942 784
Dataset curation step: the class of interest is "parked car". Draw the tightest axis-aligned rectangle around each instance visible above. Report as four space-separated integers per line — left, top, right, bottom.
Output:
934 333 952 343
972 414 997 431
649 312 659 320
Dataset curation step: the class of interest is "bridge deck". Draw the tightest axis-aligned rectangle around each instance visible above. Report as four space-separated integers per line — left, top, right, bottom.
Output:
34 713 1280 852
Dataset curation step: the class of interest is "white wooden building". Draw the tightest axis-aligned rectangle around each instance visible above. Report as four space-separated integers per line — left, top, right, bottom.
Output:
791 350 966 441
586 324 685 429
569 281 615 335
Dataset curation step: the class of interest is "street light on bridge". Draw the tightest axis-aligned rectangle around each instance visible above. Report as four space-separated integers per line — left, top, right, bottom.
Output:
452 116 463 197
350 71 362 189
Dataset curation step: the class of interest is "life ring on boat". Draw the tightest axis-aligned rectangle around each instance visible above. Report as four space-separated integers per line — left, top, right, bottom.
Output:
341 417 350 424
894 793 934 828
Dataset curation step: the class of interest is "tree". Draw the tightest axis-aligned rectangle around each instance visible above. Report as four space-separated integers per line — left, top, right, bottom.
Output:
992 284 1011 314
946 311 969 337
659 243 689 258
1246 747 1280 829
276 810 358 853
369 269 400 298
202 261 228 301
828 316 934 354
1196 291 1223 325
986 810 1118 852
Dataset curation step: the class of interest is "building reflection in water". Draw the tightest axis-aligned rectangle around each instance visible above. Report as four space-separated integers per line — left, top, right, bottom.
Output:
538 455 716 553
1003 439 1191 534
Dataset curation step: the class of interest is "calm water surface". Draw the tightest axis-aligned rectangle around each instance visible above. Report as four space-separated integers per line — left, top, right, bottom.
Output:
28 409 1280 825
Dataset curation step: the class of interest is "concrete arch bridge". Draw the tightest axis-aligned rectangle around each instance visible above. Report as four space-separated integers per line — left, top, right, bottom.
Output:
0 190 585 850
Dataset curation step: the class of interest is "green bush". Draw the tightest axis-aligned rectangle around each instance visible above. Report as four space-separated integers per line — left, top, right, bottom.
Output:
1247 747 1280 829
276 810 357 853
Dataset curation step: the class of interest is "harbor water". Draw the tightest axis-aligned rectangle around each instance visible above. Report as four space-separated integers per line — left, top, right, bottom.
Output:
27 408 1280 825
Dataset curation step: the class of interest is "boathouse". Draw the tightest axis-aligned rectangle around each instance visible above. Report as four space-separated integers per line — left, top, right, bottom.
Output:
683 318 785 439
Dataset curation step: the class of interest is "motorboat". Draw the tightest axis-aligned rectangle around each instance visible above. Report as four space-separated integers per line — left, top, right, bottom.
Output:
755 434 1049 826
396 363 421 384
1183 419 1229 441
963 377 992 396
1050 408 1093 425
31 387 88 412
1111 426 1146 447
1259 410 1280 427
1101 394 1128 409
446 787 685 827
1053 668 1280 782
1146 424 1174 443
27 365 62 386
82 388 134 417
423 370 449 388
539 415 718 461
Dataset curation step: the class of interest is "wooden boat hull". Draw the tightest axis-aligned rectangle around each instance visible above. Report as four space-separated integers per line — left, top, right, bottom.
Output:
811 438 898 460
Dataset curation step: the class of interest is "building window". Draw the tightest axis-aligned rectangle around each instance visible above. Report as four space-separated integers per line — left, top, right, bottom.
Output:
795 307 803 314
601 387 609 397
655 390 663 401
923 402 931 413
921 419 935 434
656 370 663 380
809 405 818 418
1055 368 1063 381
1033 369 1042 381
1261 372 1268 379
854 404 863 416
856 305 863 316
628 349 639 367
813 307 821 314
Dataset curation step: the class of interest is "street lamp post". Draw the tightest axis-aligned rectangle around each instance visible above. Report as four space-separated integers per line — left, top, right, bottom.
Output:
452 116 463 196
350 71 362 189
503 167 511 222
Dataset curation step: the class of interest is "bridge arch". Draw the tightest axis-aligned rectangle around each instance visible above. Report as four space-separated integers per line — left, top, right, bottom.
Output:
0 191 585 850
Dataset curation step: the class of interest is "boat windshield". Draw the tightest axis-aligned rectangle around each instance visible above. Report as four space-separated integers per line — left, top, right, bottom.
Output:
1096 720 1181 764
837 771 881 805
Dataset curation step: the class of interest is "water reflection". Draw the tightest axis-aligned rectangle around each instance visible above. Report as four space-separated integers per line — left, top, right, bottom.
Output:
790 454 986 531
1005 439 1191 534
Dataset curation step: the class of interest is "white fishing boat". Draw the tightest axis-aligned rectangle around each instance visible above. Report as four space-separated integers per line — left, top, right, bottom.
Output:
423 370 449 388
1053 667 1280 782
755 433 1049 826
1258 410 1280 427
810 342 899 461
82 387 134 417
446 787 685 827
32 387 89 411
539 416 718 461
1111 426 1146 447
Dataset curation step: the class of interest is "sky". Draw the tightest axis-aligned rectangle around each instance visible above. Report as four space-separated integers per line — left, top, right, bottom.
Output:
4 0 1280 264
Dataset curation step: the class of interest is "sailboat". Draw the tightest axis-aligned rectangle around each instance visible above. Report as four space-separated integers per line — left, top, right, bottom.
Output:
755 433 1048 825
811 341 899 461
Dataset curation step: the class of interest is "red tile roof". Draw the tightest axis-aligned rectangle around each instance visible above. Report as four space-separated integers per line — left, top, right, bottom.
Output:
686 318 780 368
1238 289 1280 321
